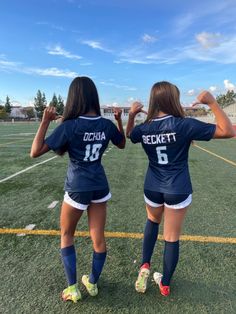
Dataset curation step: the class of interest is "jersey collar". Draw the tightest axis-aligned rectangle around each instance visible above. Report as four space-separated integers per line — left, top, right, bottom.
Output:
79 116 102 120
152 115 173 121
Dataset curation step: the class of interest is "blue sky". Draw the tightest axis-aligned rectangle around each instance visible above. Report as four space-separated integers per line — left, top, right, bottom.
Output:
0 0 236 107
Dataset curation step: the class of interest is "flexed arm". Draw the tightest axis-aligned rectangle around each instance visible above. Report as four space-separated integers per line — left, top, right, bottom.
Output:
193 91 235 139
126 102 144 138
30 107 58 157
113 107 126 148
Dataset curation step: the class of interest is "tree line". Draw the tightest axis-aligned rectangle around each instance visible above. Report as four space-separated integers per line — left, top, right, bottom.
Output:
0 89 236 120
34 90 65 119
216 90 236 108
0 91 65 120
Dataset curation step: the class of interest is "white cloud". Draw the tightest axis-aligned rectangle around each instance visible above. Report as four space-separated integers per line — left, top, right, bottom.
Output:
117 47 180 65
0 59 21 68
209 86 217 92
36 22 65 31
47 45 82 60
0 56 78 78
27 67 78 78
116 28 236 65
127 97 135 102
80 62 93 66
100 81 137 91
142 34 236 64
187 89 195 96
224 79 235 91
82 40 112 52
118 58 152 64
173 2 236 35
112 102 120 107
196 32 221 49
174 13 195 34
182 34 236 63
142 34 157 43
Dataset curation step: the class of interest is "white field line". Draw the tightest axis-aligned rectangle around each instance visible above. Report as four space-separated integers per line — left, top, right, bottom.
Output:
17 224 36 237
2 133 35 137
1 144 113 182
0 156 57 183
48 201 59 209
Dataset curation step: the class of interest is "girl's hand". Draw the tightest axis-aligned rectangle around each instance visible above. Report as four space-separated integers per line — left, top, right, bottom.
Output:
193 91 217 108
42 106 57 123
129 102 143 115
113 107 122 121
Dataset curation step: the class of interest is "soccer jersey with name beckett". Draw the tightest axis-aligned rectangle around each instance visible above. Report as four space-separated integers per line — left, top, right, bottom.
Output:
130 115 216 194
45 116 124 192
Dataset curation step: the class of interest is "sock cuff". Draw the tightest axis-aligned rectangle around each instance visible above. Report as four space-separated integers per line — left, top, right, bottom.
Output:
61 245 75 256
147 218 159 226
93 251 107 260
164 240 179 246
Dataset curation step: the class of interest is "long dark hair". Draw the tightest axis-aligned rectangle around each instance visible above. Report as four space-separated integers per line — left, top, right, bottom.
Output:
63 76 101 121
56 76 101 155
146 81 185 122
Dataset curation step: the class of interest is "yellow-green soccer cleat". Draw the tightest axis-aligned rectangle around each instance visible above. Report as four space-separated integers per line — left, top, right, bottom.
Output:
135 267 150 293
82 275 98 296
61 284 82 303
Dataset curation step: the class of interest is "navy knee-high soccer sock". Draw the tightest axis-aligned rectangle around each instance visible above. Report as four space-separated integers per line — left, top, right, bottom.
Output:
141 219 159 267
162 240 179 286
61 245 77 286
89 251 107 284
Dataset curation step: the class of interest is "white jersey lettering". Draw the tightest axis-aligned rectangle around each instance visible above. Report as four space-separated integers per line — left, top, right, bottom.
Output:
142 133 176 145
83 132 106 141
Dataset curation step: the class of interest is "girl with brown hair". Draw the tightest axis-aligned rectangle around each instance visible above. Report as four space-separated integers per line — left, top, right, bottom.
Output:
126 81 234 296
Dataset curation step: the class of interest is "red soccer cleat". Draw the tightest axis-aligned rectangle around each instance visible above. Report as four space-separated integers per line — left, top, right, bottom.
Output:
153 272 170 296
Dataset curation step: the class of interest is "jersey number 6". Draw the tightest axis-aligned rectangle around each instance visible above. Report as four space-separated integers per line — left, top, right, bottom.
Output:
156 146 168 164
84 144 102 162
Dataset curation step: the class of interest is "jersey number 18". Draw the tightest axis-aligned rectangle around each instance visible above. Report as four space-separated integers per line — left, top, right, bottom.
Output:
84 144 102 161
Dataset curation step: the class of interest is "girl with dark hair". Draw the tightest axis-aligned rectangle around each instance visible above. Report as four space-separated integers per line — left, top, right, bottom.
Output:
126 81 234 297
31 76 125 303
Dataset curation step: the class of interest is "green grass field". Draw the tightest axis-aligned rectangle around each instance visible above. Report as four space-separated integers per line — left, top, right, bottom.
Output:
0 122 236 314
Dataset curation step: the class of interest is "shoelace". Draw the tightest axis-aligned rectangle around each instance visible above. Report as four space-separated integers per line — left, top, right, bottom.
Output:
88 283 96 292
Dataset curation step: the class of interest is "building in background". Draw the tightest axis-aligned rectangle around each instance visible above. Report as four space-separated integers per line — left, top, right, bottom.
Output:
10 106 26 119
101 106 146 122
9 106 36 120
223 103 236 118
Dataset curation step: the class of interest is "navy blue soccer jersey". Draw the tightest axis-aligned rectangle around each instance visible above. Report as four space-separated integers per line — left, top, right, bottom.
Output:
130 115 216 194
45 116 124 192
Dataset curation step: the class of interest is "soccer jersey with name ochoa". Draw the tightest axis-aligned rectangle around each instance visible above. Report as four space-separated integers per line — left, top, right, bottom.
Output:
45 116 124 192
130 115 216 194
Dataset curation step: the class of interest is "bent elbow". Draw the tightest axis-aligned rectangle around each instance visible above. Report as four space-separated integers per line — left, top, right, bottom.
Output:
214 125 235 139
117 138 126 149
224 126 236 138
228 129 236 138
118 142 126 149
30 149 39 158
119 143 126 149
30 152 37 158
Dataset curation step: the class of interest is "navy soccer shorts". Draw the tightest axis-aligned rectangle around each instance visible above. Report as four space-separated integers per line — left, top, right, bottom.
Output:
64 187 111 210
144 189 192 209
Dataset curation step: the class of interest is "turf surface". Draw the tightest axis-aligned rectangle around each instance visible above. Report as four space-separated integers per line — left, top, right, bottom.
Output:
0 122 235 313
